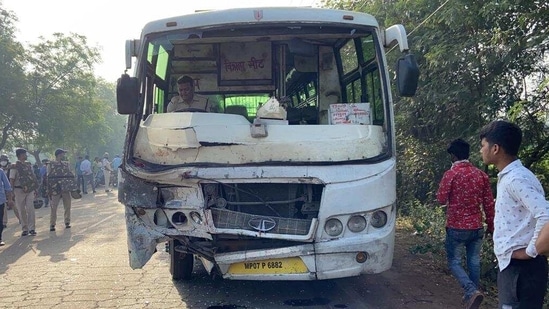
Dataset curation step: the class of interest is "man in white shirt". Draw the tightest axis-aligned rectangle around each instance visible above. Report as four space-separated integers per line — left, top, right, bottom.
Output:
479 120 549 308
79 155 95 194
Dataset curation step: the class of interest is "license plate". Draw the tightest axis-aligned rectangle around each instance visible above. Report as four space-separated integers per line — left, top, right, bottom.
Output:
228 257 308 274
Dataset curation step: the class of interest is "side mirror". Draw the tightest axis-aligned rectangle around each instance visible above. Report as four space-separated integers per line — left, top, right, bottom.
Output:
116 74 139 114
396 53 419 97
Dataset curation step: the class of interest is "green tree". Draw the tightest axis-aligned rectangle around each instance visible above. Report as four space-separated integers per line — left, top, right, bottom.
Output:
0 4 124 165
323 0 549 203
0 5 27 152
78 78 126 157
24 32 103 162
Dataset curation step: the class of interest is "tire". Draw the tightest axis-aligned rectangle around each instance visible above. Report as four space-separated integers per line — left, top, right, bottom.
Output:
169 239 194 280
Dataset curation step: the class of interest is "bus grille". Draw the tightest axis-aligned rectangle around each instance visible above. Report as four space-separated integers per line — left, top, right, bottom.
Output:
211 208 312 235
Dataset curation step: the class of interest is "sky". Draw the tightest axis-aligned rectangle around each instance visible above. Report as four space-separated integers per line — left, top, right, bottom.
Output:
2 0 319 82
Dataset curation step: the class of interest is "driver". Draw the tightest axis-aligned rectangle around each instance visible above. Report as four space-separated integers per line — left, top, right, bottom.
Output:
167 75 215 112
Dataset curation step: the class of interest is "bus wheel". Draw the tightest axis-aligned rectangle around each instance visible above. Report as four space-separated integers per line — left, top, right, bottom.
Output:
169 239 194 280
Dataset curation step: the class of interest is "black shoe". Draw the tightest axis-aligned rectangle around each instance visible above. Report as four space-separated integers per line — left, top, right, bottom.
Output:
50 226 56 231
65 224 71 229
105 189 111 192
83 192 88 194
92 191 96 193
21 231 29 236
29 230 37 236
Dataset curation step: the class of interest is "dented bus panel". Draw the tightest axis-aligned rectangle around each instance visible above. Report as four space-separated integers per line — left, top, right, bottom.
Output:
116 7 417 281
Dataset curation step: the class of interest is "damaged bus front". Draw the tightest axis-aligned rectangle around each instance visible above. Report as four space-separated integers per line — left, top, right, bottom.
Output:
116 7 418 281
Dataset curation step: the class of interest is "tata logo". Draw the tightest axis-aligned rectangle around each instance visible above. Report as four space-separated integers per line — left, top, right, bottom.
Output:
248 217 276 232
254 10 263 21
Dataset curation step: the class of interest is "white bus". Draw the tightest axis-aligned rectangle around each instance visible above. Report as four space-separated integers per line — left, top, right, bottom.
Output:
116 6 418 281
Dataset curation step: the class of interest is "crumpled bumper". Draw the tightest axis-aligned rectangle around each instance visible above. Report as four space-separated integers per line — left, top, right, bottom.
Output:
125 207 167 269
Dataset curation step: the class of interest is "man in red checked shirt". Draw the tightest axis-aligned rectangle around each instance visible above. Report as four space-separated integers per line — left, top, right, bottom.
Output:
436 138 495 309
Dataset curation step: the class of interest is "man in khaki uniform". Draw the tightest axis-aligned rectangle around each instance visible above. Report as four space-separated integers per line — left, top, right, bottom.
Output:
46 148 75 231
166 75 214 112
9 148 38 236
101 152 113 192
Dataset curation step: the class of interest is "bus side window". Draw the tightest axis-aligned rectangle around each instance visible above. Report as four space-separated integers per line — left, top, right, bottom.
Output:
337 36 385 126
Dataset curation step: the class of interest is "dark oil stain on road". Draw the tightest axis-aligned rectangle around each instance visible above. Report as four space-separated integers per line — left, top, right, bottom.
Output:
207 305 247 309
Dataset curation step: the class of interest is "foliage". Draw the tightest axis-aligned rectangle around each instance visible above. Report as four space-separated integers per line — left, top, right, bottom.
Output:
93 78 126 157
400 200 446 255
0 6 27 151
322 0 549 200
0 3 124 162
25 33 102 157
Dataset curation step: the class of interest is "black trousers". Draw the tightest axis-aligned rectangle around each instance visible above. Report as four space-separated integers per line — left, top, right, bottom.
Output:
497 255 548 308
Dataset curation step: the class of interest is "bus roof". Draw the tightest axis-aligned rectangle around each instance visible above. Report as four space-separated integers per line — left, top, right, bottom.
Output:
140 7 379 38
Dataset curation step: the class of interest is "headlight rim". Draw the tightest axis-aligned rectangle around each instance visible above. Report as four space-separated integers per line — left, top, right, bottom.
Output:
324 218 344 237
347 215 367 233
370 210 388 228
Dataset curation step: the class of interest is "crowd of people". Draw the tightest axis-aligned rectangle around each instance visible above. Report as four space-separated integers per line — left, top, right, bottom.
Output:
0 149 121 246
73 153 121 194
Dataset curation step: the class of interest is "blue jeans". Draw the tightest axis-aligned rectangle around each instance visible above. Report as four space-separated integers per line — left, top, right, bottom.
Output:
445 227 484 298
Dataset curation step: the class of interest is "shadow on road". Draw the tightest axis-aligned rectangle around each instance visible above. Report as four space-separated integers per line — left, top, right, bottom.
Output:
166 257 354 309
35 230 85 263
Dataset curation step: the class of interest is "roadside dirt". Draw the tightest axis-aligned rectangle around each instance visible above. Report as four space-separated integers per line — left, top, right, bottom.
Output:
345 226 498 309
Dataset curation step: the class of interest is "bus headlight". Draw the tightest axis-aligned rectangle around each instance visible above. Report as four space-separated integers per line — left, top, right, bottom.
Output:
370 210 388 228
347 215 367 232
325 218 343 236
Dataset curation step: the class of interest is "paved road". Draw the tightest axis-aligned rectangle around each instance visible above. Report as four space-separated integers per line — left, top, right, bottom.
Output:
0 191 474 309
0 191 379 309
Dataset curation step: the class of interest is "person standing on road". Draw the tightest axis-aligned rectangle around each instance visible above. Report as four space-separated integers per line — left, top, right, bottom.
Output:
46 149 76 231
479 120 549 308
9 148 39 236
436 138 495 309
101 153 113 192
112 154 122 171
0 166 13 246
75 156 84 194
93 156 102 188
39 159 50 208
1 154 19 228
111 154 121 188
80 155 96 194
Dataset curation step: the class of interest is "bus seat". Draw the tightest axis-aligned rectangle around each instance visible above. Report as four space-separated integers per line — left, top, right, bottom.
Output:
301 106 318 124
225 105 249 119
